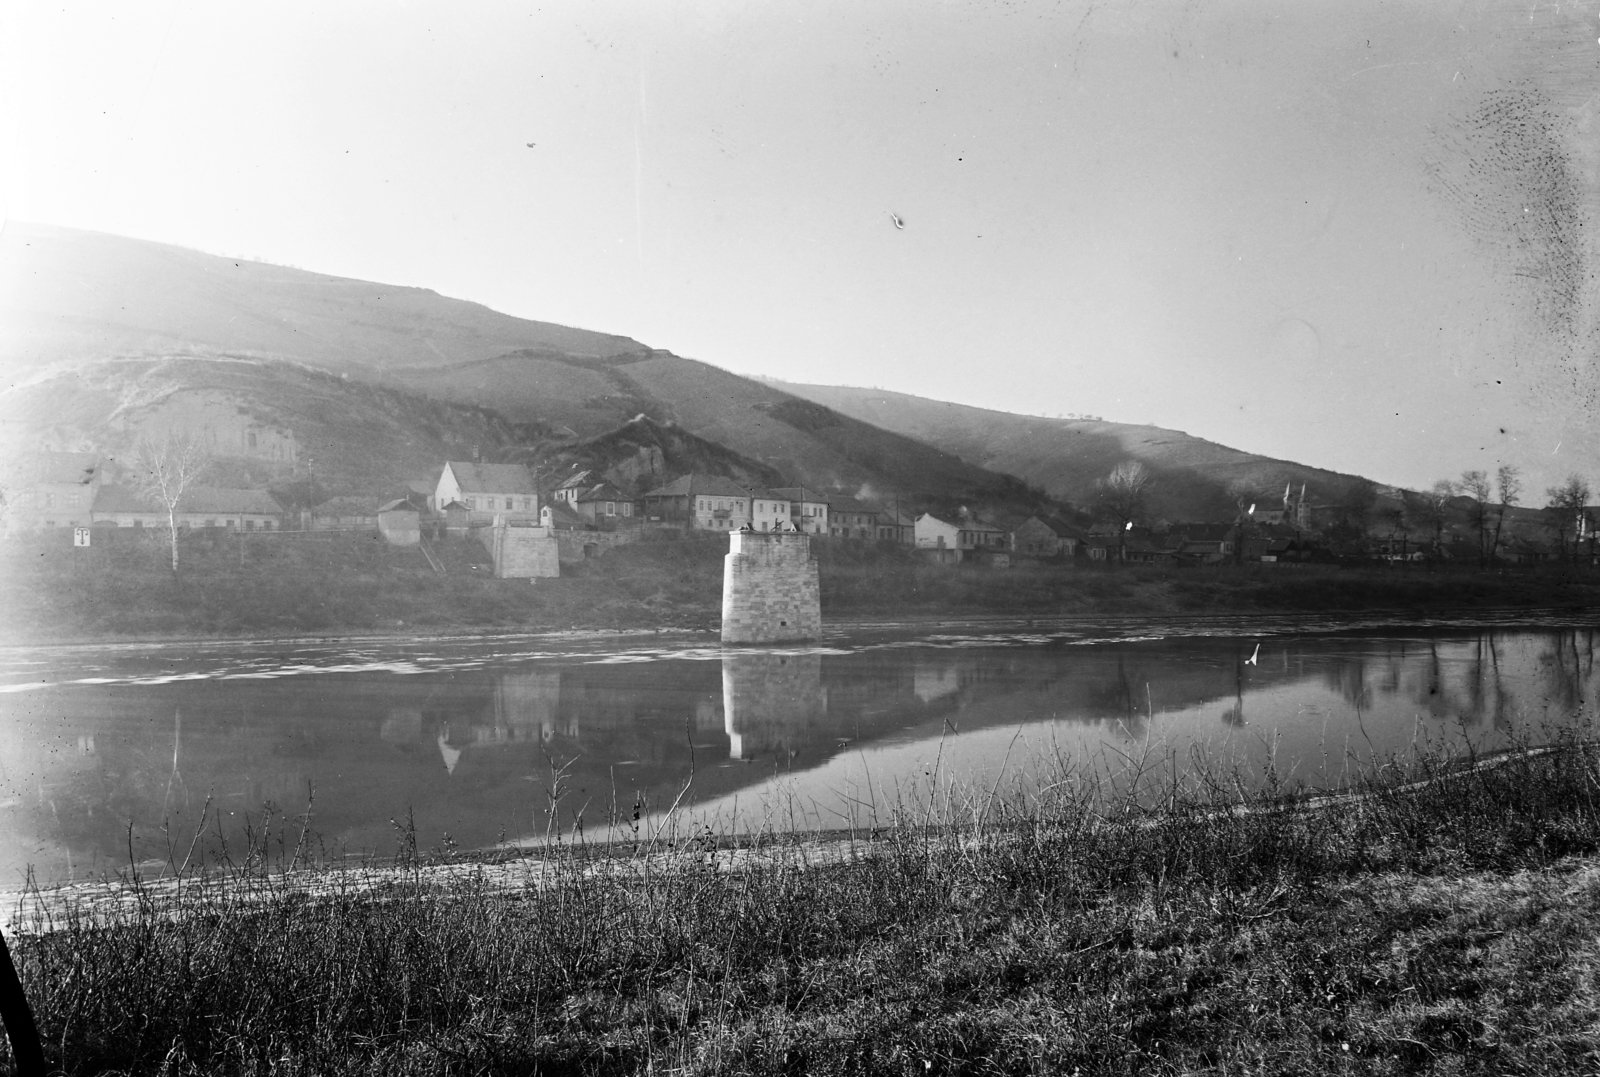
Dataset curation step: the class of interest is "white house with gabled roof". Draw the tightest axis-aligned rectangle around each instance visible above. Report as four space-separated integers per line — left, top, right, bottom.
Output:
433 462 538 521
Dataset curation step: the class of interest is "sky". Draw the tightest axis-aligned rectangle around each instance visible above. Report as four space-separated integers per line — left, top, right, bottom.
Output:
3 0 1598 494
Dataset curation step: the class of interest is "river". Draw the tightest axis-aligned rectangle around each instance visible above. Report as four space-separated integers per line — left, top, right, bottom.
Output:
0 615 1595 887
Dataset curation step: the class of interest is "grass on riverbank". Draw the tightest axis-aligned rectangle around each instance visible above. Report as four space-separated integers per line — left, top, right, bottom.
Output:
4 527 1598 643
9 733 1600 1075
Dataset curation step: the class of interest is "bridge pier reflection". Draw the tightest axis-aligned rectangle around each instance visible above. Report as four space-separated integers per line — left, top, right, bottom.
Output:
721 653 829 760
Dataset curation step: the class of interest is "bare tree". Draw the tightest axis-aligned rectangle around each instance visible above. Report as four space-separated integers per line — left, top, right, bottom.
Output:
133 433 212 576
1327 478 1378 551
1381 503 1410 562
1491 465 1521 566
1225 479 1259 564
1410 480 1456 560
1458 470 1491 566
1095 461 1151 563
1544 473 1591 564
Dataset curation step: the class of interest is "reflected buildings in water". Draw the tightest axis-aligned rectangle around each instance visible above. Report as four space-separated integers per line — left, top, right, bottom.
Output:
0 629 1595 885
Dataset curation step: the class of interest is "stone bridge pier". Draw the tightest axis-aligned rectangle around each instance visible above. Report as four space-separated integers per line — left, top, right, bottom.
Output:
721 530 821 644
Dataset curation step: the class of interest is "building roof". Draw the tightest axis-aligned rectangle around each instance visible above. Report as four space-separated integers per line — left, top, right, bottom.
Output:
544 500 589 529
188 489 286 515
1170 522 1235 542
37 451 100 485
444 462 537 495
826 496 878 516
1023 514 1084 539
572 482 632 504
555 469 593 491
958 519 1008 535
91 485 154 513
642 474 753 499
769 486 828 504
377 499 418 513
93 485 282 515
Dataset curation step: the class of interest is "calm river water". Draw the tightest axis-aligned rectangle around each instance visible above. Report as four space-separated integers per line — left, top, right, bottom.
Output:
0 615 1595 886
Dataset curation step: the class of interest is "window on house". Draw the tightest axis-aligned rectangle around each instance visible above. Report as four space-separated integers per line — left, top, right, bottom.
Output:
206 519 217 528
505 498 514 510
606 502 615 515
622 503 631 516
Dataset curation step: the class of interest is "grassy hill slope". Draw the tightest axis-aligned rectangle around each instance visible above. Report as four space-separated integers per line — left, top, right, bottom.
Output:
772 381 1374 521
3 224 1042 513
0 222 646 374
390 350 1035 509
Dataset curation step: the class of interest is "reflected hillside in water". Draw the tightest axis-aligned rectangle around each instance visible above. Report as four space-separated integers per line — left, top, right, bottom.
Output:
0 629 1593 885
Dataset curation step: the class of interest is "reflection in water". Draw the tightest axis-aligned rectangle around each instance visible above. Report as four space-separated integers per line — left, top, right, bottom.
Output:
0 629 1595 886
722 654 827 760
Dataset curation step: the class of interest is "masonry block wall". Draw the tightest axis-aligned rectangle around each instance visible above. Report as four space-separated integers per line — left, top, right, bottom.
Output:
479 524 560 578
721 530 821 643
553 528 642 563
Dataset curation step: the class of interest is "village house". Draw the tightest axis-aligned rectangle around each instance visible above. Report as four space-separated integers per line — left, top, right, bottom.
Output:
641 474 753 530
376 499 421 545
1166 522 1237 565
915 512 962 552
432 462 539 522
874 507 917 545
550 469 594 507
749 490 794 532
914 512 1012 565
827 496 878 540
540 499 591 531
91 485 283 530
13 451 102 530
956 516 1011 553
1013 515 1083 559
769 487 830 534
567 483 637 528
1084 526 1167 563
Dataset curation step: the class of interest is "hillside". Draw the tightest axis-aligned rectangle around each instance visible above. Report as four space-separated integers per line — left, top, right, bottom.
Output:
0 224 1042 513
771 381 1376 522
0 221 647 375
523 415 787 496
389 350 1031 508
0 356 525 497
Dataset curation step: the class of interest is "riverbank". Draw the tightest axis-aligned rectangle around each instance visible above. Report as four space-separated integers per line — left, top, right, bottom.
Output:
8 737 1600 1075
2 527 1597 645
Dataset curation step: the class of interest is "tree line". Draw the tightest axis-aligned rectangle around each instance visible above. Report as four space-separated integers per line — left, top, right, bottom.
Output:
1087 459 1594 567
